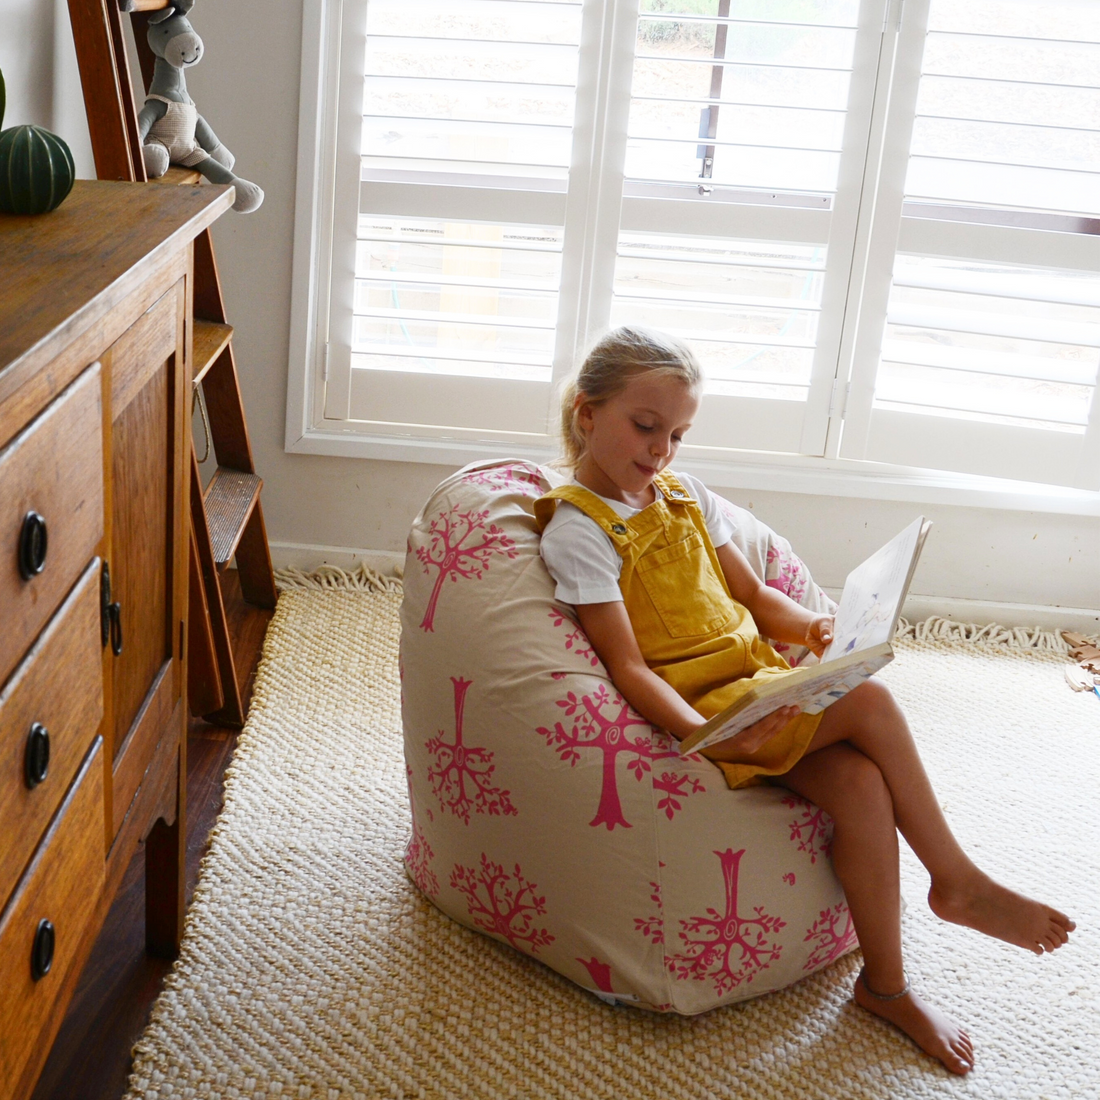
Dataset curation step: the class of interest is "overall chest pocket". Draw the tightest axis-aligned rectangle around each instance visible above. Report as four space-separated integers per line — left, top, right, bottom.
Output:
635 530 732 638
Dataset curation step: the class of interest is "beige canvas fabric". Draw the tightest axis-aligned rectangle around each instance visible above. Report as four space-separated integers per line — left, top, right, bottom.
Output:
400 459 850 1014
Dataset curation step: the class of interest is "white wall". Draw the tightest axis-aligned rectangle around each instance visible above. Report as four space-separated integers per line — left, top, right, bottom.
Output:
1 0 55 128
8 0 1099 625
0 0 94 175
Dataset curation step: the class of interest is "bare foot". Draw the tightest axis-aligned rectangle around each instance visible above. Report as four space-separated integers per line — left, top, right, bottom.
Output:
854 970 974 1076
928 870 1075 955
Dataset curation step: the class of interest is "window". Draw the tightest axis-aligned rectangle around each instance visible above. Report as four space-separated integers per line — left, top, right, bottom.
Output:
840 0 1100 488
289 0 1100 494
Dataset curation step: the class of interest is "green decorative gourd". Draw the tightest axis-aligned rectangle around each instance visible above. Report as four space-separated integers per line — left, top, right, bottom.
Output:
0 67 76 215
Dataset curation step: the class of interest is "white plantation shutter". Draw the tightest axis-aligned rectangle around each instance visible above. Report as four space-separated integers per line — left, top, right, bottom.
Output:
608 0 879 456
840 0 1100 488
322 0 582 444
290 0 1100 495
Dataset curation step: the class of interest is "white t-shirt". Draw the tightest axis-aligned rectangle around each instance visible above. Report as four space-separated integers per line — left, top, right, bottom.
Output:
540 471 735 605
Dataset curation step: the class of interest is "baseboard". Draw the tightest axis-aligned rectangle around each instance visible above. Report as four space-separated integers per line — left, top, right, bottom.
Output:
269 541 1098 634
907 595 1099 634
269 541 405 577
822 588 1099 634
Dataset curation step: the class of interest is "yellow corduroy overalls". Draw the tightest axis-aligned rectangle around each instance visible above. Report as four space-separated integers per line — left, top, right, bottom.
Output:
535 471 822 789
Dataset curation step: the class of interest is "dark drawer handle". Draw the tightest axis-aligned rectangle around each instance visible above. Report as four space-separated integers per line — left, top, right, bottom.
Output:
109 601 123 656
18 511 48 580
24 723 50 789
31 919 55 981
101 561 112 647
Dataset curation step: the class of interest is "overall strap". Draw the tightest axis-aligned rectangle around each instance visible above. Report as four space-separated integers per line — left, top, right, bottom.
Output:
534 483 640 548
653 470 733 599
653 469 694 503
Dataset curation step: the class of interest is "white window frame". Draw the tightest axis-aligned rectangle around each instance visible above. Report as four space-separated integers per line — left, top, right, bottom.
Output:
286 0 1100 518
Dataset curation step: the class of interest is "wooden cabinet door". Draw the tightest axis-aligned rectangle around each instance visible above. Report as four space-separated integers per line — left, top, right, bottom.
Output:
105 279 189 840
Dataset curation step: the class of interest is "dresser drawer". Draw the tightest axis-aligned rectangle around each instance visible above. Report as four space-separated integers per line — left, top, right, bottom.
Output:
0 560 104 909
0 365 104 689
0 738 104 1100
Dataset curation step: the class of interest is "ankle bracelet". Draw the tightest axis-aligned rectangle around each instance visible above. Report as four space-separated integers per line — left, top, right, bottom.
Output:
859 967 911 1001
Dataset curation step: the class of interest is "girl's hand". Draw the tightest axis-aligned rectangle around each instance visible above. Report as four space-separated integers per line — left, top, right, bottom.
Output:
804 615 834 658
701 705 801 762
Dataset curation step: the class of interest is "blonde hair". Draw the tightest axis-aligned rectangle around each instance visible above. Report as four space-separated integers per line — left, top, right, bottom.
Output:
557 326 702 468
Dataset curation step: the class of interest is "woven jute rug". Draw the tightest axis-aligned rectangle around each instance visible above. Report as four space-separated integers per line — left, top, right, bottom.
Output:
124 571 1099 1100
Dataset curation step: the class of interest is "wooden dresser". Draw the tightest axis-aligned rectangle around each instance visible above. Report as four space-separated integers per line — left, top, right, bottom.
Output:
0 180 233 1100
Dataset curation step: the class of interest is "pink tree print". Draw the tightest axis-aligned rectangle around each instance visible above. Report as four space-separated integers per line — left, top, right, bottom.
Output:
404 767 439 897
461 462 545 498
803 903 858 970
416 506 518 631
537 686 703 829
426 677 517 825
765 543 809 605
405 825 439 898
666 848 786 995
577 956 615 994
653 770 705 821
548 609 600 667
634 879 664 945
450 854 555 954
782 794 834 864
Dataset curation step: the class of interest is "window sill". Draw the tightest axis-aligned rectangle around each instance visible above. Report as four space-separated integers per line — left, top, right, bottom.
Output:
286 424 1100 517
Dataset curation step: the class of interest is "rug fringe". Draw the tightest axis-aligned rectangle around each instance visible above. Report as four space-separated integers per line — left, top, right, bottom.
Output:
894 615 1091 652
274 563 404 594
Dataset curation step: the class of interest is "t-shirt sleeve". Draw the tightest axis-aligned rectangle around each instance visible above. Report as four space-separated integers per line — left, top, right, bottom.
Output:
538 503 624 605
677 472 735 548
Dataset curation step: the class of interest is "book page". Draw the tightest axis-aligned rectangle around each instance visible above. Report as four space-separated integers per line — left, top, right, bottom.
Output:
681 650 894 755
820 516 926 663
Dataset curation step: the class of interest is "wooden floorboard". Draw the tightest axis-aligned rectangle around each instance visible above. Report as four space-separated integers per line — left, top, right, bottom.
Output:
31 571 274 1100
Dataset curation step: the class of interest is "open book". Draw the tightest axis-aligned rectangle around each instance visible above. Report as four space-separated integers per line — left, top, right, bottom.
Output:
679 516 931 756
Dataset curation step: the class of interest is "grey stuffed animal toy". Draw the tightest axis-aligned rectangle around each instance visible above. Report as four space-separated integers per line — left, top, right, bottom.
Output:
131 0 263 212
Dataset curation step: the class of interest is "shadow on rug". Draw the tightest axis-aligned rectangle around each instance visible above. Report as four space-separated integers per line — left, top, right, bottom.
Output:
124 576 1098 1100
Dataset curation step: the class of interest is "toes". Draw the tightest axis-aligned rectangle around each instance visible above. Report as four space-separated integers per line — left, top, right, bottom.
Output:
945 1051 971 1075
948 1037 973 1074
1040 924 1069 952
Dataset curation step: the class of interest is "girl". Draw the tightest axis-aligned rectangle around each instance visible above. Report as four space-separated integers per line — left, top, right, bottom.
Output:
535 326 1074 1076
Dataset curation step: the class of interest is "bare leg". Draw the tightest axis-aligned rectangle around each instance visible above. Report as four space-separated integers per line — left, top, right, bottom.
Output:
809 680 1074 955
776 744 974 1075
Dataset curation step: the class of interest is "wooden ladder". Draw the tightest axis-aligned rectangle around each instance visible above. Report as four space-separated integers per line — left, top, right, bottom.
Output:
68 0 278 727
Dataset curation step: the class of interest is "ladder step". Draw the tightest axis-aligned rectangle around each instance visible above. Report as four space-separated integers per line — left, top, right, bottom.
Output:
192 320 233 388
203 468 262 571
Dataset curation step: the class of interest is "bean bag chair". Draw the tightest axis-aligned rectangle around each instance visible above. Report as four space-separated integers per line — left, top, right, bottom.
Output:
400 459 855 1014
